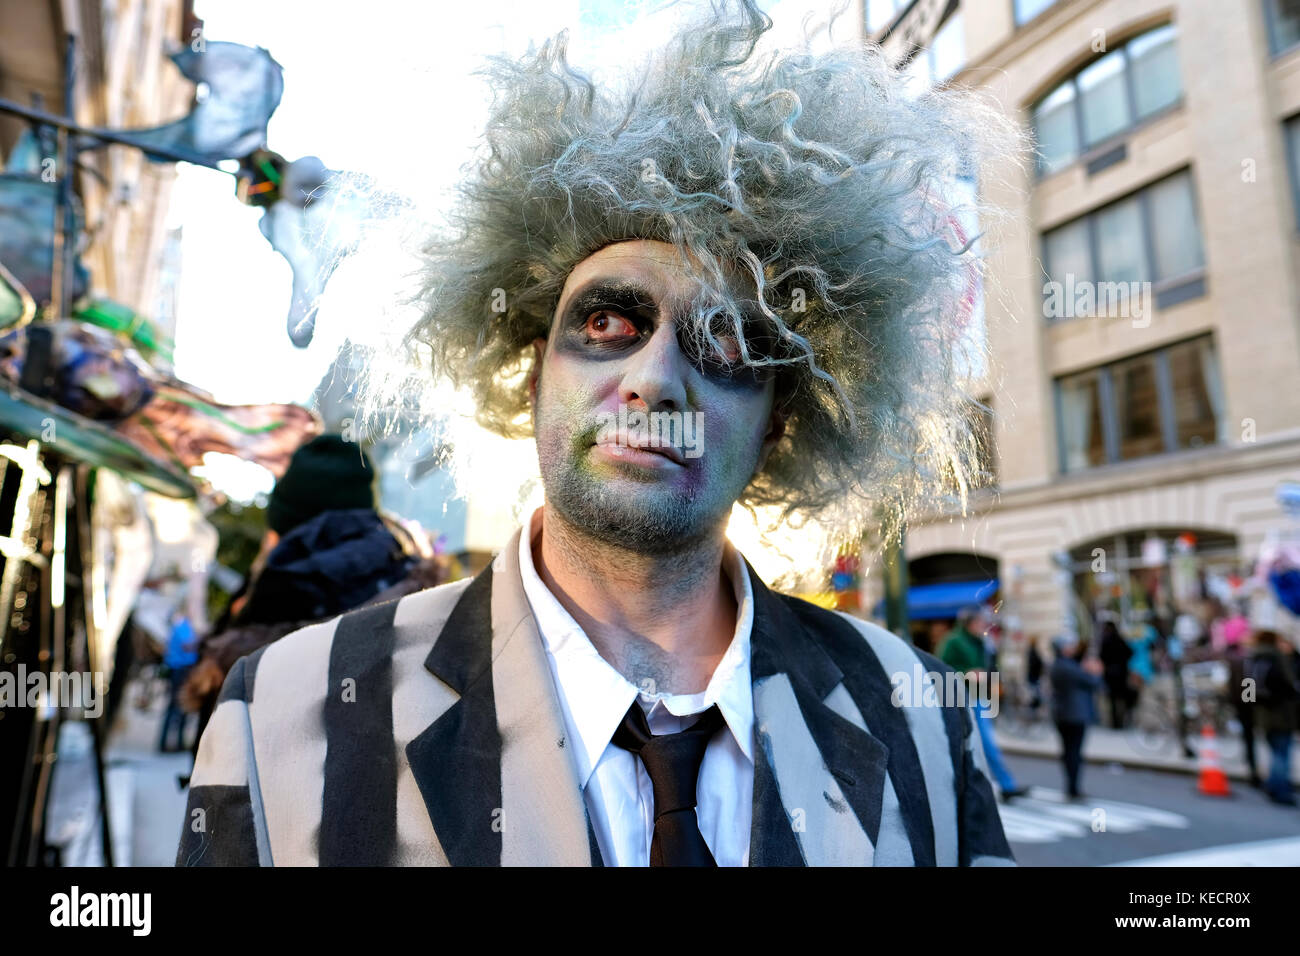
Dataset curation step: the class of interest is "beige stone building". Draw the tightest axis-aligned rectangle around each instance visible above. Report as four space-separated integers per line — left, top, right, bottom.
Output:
862 0 1300 646
0 0 195 337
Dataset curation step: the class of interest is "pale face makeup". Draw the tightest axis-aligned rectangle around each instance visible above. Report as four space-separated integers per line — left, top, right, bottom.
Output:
530 240 783 553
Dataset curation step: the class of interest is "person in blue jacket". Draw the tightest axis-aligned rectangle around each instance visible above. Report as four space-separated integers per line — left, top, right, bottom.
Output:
1050 634 1104 799
159 613 199 752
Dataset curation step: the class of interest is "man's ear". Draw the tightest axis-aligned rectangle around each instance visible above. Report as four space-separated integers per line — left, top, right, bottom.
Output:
527 337 547 408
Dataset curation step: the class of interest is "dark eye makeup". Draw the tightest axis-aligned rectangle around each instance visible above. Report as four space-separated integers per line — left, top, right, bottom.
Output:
555 280 778 387
558 284 656 352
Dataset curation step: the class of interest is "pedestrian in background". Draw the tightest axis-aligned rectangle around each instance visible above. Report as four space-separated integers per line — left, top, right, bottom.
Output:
181 435 448 753
1128 613 1157 719
1211 602 1251 655
1167 613 1199 759
158 612 198 753
1248 629 1299 806
1224 630 1261 788
1099 619 1135 729
940 605 1028 800
1026 635 1045 713
1050 634 1103 799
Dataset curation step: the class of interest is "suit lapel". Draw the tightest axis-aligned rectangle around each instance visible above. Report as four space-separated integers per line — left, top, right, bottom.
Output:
405 529 593 866
747 561 890 866
406 564 501 865
488 536 593 865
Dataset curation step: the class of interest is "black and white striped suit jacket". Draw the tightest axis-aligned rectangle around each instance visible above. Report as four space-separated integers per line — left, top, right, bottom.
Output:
177 526 1015 866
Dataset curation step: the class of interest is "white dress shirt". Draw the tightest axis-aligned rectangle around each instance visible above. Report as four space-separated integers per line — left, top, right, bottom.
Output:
517 507 755 867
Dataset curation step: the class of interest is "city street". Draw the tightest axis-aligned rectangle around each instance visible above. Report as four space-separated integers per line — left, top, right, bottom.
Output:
1001 753 1300 867
46 688 1300 869
5 0 1300 892
44 689 190 868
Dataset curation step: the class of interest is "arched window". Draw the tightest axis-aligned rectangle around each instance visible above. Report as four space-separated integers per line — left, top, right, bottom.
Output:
1031 24 1182 176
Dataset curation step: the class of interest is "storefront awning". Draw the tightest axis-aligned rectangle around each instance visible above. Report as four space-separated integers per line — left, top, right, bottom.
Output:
874 578 999 621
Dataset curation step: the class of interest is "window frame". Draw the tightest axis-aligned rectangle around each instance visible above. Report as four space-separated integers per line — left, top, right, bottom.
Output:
1263 0 1300 58
1013 0 1059 28
1039 167 1207 324
1284 113 1300 231
865 0 911 36
899 6 966 90
1054 335 1220 475
1031 24 1183 179
928 8 966 83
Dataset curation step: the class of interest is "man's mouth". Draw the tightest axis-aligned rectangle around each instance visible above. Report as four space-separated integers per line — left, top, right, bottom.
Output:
592 437 687 467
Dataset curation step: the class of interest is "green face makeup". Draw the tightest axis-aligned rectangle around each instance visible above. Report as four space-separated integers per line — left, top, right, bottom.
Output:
533 240 778 552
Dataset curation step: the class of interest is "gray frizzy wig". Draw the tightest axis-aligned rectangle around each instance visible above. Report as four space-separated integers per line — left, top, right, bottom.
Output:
406 0 1020 535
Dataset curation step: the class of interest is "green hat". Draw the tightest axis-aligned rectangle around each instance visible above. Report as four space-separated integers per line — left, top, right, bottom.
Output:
267 434 377 535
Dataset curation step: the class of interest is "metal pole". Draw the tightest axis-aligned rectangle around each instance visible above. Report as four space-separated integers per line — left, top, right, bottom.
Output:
76 465 113 866
58 35 77 317
883 512 909 640
0 96 228 172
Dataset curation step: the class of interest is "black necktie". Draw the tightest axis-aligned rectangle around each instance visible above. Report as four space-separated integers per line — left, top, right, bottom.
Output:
612 700 725 867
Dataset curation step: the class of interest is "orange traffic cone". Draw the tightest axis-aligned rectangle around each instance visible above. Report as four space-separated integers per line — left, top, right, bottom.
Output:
1196 723 1231 797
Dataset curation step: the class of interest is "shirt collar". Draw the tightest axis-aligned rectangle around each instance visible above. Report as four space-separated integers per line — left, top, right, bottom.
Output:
517 506 755 787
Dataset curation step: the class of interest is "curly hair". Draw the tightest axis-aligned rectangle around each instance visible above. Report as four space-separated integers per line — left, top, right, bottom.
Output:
399 0 1020 538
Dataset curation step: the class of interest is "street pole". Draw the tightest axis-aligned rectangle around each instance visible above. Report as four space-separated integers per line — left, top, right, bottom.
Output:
53 34 77 319
0 95 228 171
883 512 909 641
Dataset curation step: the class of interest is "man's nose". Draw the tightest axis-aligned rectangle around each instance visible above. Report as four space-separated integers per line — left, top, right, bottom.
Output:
618 323 688 412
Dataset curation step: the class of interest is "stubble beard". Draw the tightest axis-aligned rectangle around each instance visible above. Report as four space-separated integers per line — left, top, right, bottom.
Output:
540 438 721 555
535 404 736 554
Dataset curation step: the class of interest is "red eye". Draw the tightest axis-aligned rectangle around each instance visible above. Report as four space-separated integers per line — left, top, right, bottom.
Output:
712 334 741 363
585 310 638 341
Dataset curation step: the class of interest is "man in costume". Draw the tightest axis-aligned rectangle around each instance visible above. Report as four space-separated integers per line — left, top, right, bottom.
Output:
178 0 1015 866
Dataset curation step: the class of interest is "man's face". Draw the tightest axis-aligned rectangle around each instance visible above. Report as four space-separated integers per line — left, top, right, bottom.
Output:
529 240 783 553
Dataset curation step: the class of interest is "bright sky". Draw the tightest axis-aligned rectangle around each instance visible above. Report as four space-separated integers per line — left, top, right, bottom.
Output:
168 0 844 501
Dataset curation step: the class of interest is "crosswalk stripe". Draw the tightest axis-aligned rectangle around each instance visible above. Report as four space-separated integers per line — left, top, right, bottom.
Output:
1116 836 1300 867
999 786 1190 844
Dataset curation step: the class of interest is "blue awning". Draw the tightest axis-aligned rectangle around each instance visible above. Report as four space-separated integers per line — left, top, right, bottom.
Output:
874 579 999 621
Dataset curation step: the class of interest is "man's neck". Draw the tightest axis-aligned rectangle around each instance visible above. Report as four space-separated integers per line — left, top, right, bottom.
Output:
532 505 737 696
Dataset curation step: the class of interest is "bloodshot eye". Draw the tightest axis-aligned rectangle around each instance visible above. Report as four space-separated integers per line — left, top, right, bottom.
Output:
712 333 741 364
584 310 638 342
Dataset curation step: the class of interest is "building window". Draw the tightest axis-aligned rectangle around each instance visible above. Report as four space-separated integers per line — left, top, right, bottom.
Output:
1055 336 1224 474
1014 0 1059 25
866 0 909 34
1264 0 1300 56
1092 193 1147 285
1285 114 1300 228
1110 350 1164 461
1031 24 1181 175
903 11 967 90
1034 83 1078 172
1041 169 1206 319
930 11 966 82
1077 50 1130 146
1128 26 1182 114
1146 172 1205 278
1057 371 1106 472
1166 337 1224 450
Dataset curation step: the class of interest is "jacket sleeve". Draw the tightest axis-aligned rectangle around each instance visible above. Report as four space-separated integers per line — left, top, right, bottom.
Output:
176 653 273 866
955 702 1016 866
1061 658 1103 690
